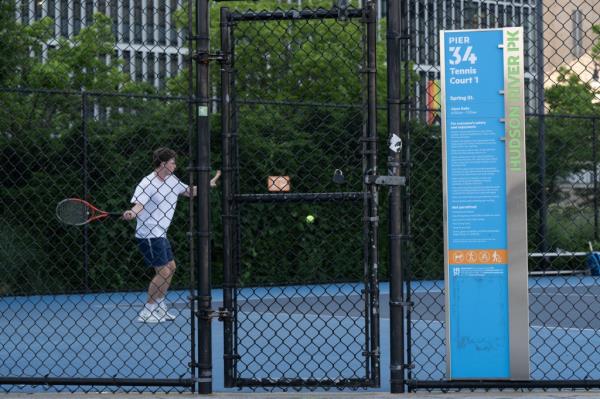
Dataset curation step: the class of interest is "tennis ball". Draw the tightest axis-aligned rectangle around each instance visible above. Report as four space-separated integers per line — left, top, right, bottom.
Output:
305 215 315 224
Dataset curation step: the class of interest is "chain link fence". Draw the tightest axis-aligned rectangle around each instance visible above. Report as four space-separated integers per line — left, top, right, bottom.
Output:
3 0 600 393
0 89 199 392
1 0 201 390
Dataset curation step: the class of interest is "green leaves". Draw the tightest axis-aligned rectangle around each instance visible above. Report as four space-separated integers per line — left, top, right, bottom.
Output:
545 67 597 116
2 10 141 93
593 24 600 62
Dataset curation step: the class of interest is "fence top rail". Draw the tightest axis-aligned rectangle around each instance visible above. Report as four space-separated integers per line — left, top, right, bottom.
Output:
229 7 366 22
236 98 363 110
234 192 366 203
0 87 190 101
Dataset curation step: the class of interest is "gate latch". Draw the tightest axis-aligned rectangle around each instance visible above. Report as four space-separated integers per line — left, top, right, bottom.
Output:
365 175 406 186
192 51 225 64
213 307 232 321
198 307 232 321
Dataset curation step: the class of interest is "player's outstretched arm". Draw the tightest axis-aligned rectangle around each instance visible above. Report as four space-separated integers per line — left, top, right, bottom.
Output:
184 170 222 197
210 170 222 188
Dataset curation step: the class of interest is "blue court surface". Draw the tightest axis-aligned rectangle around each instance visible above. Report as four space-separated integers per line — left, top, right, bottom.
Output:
2 276 600 393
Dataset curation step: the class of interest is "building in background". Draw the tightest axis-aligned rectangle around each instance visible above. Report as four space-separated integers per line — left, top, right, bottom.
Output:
544 0 600 103
15 0 188 90
14 0 599 105
386 0 540 120
375 0 599 120
544 0 599 83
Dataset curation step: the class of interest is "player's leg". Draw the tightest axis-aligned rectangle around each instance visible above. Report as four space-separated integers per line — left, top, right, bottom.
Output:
149 239 177 320
152 238 176 306
150 261 175 303
154 260 177 320
147 265 167 303
137 262 172 320
137 238 175 322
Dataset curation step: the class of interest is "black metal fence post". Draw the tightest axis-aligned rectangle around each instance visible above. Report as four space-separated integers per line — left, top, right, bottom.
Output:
400 0 412 384
82 91 90 292
535 0 548 259
594 118 598 241
220 6 235 388
195 0 212 393
365 0 380 386
387 0 404 392
187 0 198 391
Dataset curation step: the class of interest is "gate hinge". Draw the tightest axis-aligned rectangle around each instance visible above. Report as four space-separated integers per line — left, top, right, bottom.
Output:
365 175 406 186
391 362 414 371
212 307 233 321
389 300 413 311
362 350 381 358
195 307 232 321
192 51 225 64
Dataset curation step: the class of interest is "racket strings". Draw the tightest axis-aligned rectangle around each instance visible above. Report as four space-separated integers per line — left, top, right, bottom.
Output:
56 200 91 225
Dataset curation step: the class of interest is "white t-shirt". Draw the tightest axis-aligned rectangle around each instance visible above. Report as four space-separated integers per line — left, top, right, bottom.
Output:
131 172 188 238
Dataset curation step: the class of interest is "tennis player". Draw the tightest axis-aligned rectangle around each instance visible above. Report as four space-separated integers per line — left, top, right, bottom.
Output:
123 147 221 323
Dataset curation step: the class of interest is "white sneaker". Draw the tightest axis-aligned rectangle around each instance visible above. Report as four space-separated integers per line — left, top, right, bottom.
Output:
159 302 177 321
137 307 167 323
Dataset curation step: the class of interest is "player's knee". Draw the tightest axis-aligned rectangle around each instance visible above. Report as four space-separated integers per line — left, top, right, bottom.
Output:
155 260 176 278
156 263 170 276
163 261 176 278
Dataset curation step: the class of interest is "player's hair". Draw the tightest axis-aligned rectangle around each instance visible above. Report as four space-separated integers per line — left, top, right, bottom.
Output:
153 147 177 168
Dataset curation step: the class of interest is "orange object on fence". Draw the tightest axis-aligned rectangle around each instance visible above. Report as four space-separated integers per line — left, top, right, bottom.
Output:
268 176 291 192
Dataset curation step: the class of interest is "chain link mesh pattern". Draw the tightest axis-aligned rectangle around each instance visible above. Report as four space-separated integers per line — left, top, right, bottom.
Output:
2 0 199 389
3 0 600 392
406 0 600 386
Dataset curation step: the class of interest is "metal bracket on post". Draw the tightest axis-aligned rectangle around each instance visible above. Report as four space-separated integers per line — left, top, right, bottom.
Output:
391 362 415 371
197 307 233 321
362 349 381 358
192 51 225 64
215 307 232 321
389 300 413 311
365 175 406 186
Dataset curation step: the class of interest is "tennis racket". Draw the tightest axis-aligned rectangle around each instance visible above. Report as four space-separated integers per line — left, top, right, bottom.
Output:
56 198 123 226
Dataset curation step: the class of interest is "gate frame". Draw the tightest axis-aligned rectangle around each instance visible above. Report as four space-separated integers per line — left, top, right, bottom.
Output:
219 3 381 389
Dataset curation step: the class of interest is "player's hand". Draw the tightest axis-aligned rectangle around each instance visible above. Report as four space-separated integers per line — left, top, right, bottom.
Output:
123 210 136 220
210 170 222 187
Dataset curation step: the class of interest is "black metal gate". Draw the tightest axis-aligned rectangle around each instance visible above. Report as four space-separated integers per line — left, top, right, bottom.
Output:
219 4 380 389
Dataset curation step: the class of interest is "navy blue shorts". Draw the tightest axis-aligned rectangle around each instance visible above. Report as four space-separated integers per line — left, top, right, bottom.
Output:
137 238 174 267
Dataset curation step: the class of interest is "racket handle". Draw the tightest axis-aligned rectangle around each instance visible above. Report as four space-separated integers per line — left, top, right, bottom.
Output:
109 212 124 218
